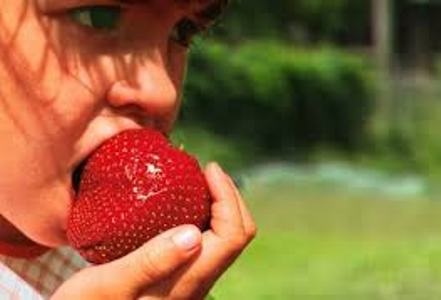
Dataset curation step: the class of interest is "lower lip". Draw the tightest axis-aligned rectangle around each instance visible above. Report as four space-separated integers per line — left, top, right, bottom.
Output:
72 160 87 195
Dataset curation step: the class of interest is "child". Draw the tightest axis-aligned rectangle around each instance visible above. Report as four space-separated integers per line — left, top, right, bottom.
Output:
0 0 256 299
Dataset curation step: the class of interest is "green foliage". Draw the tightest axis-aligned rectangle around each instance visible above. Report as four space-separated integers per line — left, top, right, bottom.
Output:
181 40 374 158
170 125 253 172
213 0 370 44
365 79 441 185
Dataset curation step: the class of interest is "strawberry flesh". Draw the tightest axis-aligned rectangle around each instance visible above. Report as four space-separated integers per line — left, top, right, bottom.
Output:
67 129 211 264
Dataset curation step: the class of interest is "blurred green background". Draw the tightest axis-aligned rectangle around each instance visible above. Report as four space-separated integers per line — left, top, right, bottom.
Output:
171 0 441 298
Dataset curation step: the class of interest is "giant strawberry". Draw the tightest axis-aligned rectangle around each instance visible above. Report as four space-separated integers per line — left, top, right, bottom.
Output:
67 129 211 264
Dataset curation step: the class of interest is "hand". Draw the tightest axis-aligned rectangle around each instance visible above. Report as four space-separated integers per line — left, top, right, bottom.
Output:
52 162 257 300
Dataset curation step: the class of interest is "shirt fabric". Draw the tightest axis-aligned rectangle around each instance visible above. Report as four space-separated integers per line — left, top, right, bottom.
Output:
0 246 88 299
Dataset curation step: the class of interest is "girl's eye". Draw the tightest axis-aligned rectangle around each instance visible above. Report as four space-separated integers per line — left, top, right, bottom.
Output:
69 6 122 30
170 18 202 47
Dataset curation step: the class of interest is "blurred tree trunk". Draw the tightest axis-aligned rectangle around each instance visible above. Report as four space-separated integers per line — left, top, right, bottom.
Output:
372 0 393 72
371 0 395 148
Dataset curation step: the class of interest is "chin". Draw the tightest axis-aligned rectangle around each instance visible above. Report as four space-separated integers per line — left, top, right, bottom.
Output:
1 212 69 249
22 186 73 248
19 213 69 248
34 228 69 248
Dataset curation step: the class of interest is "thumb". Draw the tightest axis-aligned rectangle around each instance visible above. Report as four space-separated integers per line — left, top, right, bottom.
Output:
106 224 202 293
53 225 201 299
93 225 202 294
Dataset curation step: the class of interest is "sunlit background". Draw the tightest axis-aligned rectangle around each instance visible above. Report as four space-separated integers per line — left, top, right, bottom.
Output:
171 0 441 298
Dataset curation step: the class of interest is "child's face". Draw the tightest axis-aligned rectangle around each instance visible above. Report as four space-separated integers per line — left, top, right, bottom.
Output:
0 0 212 247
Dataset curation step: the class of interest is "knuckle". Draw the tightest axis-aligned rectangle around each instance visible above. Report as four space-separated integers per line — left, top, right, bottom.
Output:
226 225 257 252
186 271 207 289
226 235 248 252
246 223 258 241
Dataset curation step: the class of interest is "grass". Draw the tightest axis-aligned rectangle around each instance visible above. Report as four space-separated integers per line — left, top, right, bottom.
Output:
211 181 441 299
173 75 441 299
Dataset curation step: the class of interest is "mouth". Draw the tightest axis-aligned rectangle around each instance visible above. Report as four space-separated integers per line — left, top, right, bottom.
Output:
72 159 87 195
69 126 152 196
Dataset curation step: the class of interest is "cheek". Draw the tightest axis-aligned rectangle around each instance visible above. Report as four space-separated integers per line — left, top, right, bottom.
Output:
0 3 64 101
0 6 105 141
168 45 189 91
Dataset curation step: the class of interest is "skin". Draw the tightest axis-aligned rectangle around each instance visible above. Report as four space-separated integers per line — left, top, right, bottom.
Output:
0 0 256 299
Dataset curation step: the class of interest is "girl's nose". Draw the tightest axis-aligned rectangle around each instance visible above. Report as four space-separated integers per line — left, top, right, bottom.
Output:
106 59 180 128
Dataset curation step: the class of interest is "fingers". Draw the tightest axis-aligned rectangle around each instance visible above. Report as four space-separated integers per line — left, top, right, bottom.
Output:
160 163 256 299
204 162 245 239
205 162 256 242
224 174 257 240
202 162 257 265
101 225 202 296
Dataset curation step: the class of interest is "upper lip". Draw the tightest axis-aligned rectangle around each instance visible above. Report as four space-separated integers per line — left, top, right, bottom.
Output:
69 124 145 194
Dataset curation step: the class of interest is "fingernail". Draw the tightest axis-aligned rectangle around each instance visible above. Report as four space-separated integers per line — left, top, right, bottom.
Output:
172 227 201 250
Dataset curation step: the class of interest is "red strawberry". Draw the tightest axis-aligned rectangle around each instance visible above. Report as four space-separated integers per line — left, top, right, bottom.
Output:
67 128 211 264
